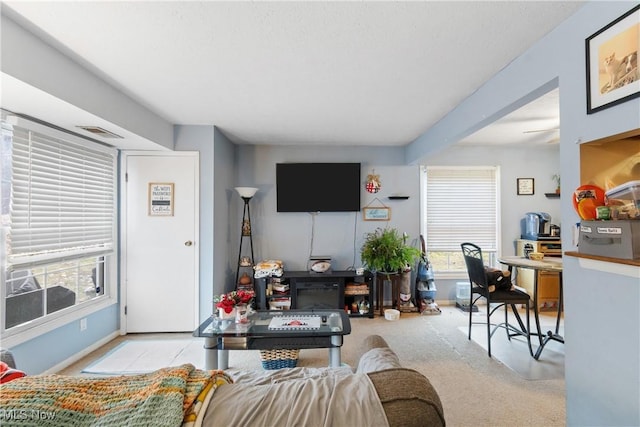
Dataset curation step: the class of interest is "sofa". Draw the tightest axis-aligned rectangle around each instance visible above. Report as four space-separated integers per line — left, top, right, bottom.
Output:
0 335 445 427
207 334 445 427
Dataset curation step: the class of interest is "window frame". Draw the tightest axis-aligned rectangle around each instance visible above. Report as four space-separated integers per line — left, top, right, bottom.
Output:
1 115 118 347
420 165 501 278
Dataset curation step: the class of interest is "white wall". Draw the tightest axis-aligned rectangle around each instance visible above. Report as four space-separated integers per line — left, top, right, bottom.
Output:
1 13 173 150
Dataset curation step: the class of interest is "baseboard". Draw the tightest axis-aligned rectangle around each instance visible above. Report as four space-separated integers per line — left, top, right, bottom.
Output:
43 331 120 375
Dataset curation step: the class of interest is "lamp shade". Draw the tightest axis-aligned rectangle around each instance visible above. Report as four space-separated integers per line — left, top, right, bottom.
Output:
235 187 259 198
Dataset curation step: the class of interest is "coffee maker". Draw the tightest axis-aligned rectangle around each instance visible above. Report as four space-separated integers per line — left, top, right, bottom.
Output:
521 212 553 240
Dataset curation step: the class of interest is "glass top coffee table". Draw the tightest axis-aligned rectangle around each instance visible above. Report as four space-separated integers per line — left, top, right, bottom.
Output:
193 309 351 369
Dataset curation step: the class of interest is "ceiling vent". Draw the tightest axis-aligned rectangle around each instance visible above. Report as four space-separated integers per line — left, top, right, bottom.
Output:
76 126 123 139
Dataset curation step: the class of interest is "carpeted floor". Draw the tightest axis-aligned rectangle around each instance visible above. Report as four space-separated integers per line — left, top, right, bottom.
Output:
461 323 564 381
62 305 566 427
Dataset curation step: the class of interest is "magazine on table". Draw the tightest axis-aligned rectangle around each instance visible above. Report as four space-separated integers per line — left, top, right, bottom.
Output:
268 315 321 330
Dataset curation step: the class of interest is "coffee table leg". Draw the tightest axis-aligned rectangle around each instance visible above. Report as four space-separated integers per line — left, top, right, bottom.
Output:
204 337 218 370
329 335 342 367
217 350 229 370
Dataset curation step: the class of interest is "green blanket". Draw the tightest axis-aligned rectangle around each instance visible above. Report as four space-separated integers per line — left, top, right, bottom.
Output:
0 364 231 427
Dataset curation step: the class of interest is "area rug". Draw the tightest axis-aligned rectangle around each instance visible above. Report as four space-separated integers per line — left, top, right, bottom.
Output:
82 339 207 375
459 323 565 381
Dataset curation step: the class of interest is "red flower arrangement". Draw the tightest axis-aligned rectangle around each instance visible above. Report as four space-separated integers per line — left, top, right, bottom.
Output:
215 290 255 314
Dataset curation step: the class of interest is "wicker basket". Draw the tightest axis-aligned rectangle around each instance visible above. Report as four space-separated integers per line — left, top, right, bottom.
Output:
259 349 300 369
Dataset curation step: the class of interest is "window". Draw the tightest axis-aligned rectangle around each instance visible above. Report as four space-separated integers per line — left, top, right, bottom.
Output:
1 115 117 336
422 166 499 275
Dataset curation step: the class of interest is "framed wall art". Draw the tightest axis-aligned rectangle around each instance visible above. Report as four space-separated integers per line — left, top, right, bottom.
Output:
517 178 535 195
363 207 391 221
149 182 174 216
586 5 640 114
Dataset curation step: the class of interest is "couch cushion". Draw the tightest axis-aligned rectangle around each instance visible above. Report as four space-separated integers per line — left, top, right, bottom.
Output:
367 368 445 427
357 347 402 374
205 367 390 426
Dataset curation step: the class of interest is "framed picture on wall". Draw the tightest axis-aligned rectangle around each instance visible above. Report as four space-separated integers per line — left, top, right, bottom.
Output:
363 207 391 221
148 182 174 216
517 178 535 195
586 4 640 114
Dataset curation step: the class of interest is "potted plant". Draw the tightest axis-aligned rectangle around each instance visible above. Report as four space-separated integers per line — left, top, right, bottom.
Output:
552 174 561 194
214 289 255 321
360 227 422 277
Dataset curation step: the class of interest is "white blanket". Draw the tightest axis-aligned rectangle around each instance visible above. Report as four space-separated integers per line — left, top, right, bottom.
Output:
202 367 390 427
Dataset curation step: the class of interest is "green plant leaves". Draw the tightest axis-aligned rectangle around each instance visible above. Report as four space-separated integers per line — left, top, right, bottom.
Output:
360 227 422 274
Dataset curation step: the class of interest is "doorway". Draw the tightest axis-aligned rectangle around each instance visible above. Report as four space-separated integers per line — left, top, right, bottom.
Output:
121 152 199 332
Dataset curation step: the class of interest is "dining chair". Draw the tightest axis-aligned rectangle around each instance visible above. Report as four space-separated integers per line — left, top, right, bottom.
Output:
460 242 533 358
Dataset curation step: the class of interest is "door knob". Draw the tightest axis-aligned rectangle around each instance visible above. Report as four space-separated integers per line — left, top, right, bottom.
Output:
184 240 193 247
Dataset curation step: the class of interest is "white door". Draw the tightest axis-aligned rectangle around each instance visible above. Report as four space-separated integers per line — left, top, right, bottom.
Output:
122 152 199 332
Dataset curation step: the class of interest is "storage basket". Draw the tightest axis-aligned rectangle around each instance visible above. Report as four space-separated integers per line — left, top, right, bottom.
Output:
259 349 300 369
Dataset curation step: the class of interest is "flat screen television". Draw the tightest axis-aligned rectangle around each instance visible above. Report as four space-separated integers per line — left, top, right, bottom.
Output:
276 163 361 212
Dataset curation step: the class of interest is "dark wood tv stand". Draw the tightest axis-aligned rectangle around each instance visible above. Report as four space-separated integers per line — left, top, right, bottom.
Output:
256 270 374 318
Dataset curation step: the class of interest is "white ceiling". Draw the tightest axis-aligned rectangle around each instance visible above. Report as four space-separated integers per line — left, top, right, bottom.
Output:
1 1 583 149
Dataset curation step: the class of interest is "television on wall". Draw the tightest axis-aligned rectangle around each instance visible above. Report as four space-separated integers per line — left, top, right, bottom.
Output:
276 163 361 212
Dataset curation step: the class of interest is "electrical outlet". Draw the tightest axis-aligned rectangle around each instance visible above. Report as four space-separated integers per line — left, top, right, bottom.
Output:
80 318 87 331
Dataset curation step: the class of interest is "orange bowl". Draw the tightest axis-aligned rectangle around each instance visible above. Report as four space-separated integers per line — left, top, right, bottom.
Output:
577 197 599 220
573 184 605 216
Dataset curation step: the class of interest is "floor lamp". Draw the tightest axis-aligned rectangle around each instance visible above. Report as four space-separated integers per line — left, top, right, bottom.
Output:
235 187 258 290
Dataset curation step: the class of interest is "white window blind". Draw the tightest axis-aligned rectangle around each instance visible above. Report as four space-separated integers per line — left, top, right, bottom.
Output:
7 119 116 268
425 167 498 253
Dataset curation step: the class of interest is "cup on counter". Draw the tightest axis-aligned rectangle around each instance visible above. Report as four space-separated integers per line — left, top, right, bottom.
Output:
355 267 365 275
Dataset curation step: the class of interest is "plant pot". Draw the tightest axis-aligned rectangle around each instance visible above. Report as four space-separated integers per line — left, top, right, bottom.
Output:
218 307 236 320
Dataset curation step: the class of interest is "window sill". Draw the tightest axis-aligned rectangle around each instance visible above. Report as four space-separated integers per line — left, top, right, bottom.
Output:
1 296 117 348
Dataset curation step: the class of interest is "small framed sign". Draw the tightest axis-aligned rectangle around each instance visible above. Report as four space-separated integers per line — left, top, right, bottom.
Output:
517 178 535 195
363 207 391 221
149 182 174 216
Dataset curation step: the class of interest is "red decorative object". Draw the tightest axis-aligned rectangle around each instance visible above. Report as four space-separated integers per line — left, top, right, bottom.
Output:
366 172 381 193
215 290 255 314
0 362 26 383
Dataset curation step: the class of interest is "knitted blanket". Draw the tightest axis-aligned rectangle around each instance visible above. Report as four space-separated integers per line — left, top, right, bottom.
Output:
0 364 232 427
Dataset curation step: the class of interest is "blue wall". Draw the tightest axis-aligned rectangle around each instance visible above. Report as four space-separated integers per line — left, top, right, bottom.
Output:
232 144 418 273
423 143 561 300
8 304 119 375
407 2 640 425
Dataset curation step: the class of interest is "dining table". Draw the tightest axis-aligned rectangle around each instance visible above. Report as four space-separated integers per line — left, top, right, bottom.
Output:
497 255 564 360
